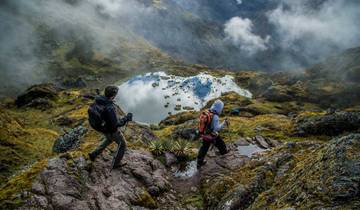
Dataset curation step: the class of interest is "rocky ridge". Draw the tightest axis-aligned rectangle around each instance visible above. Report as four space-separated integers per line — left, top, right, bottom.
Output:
19 133 360 210
1 60 360 209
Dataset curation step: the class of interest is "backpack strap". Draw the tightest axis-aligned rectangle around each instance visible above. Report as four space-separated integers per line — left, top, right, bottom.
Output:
203 110 214 134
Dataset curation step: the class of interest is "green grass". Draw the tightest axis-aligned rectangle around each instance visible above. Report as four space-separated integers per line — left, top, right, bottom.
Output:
0 160 48 209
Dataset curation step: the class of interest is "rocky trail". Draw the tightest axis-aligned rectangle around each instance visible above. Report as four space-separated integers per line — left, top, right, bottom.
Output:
1 70 360 209
20 135 284 210
19 133 360 210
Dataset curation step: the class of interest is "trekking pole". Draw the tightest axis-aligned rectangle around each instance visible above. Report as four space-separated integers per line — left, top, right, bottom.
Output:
225 118 231 142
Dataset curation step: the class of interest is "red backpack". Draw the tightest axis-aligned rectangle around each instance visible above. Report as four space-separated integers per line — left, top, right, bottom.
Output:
198 110 214 135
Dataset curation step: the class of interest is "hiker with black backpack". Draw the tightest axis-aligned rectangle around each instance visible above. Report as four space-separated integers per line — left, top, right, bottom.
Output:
197 99 229 169
88 86 133 169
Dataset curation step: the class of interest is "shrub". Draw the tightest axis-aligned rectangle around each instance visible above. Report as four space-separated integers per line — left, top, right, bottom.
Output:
161 139 174 152
172 140 191 158
149 141 163 156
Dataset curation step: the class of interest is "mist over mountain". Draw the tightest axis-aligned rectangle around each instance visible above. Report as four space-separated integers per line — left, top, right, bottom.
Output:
1 1 360 209
1 0 360 96
171 0 360 69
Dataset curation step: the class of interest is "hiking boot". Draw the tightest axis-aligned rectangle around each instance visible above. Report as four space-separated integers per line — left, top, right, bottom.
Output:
197 160 207 169
88 152 97 161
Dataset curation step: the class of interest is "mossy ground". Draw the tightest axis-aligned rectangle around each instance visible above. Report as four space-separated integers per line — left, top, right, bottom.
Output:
0 160 48 208
0 89 119 207
0 86 173 208
181 193 204 209
153 91 327 145
0 68 353 209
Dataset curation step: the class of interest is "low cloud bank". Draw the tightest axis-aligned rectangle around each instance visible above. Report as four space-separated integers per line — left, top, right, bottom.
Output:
223 0 360 69
268 0 360 63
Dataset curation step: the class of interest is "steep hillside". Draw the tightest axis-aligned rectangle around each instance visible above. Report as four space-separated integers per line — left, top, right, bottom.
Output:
1 73 359 208
231 47 360 108
307 47 360 83
3 0 360 96
0 0 186 97
0 1 360 209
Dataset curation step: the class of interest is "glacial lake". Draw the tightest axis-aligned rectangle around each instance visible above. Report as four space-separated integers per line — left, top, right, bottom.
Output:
115 72 252 124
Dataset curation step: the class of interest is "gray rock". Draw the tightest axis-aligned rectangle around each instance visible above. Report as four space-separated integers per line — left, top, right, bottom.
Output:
295 111 360 136
252 135 269 149
207 134 360 209
52 126 88 153
25 98 54 110
172 127 199 140
23 149 174 209
234 139 250 146
15 83 61 107
31 180 46 195
165 152 177 167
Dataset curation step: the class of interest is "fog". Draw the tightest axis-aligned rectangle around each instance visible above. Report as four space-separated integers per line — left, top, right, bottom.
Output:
0 0 157 96
267 0 360 69
1 0 360 96
221 0 360 69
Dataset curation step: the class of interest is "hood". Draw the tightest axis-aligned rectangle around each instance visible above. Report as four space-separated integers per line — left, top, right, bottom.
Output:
95 95 112 106
210 99 224 115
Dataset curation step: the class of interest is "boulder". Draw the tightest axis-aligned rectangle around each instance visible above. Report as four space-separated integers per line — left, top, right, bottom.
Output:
252 135 269 149
22 150 175 209
295 111 360 136
124 123 158 144
203 134 360 209
52 126 88 153
172 127 199 140
15 83 61 107
25 98 54 110
160 111 198 126
261 85 293 102
246 136 281 149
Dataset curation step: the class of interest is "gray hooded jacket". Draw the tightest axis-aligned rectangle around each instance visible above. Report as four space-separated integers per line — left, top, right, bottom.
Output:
209 100 226 132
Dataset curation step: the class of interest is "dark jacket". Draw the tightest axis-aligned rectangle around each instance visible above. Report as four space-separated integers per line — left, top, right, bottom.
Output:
95 96 127 133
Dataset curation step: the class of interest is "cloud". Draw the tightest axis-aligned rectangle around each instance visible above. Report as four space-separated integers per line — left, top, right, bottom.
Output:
268 0 360 62
224 17 270 54
0 0 158 96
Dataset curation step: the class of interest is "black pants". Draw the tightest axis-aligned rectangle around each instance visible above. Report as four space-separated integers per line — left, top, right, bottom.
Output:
90 131 126 167
197 136 227 164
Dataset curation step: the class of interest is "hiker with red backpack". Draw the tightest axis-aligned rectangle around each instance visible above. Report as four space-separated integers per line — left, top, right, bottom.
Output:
197 99 229 169
87 86 133 169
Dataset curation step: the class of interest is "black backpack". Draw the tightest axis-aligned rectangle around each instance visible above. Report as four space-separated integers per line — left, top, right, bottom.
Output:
88 102 106 132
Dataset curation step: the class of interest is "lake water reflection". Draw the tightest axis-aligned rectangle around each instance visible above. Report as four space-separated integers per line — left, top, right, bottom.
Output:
115 72 252 124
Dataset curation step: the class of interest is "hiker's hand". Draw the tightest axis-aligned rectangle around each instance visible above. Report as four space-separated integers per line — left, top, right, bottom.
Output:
126 113 133 121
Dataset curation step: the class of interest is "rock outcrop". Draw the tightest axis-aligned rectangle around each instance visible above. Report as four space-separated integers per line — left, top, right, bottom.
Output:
295 111 360 136
15 84 61 107
22 150 178 210
52 126 88 153
172 127 199 141
202 134 360 210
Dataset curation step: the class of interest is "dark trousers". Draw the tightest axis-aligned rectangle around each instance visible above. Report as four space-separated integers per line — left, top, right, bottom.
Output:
90 131 126 166
197 136 227 164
